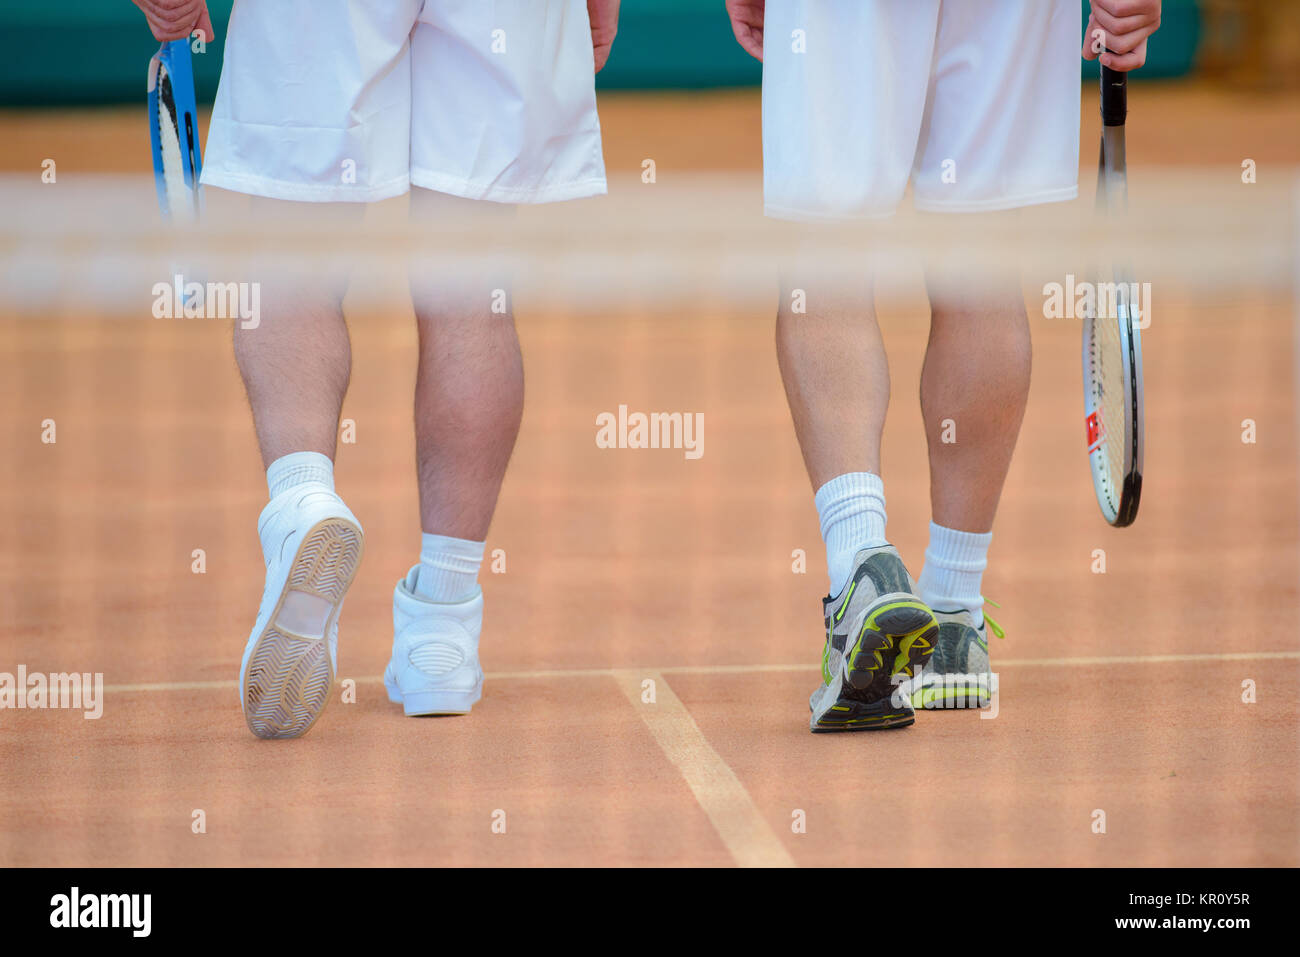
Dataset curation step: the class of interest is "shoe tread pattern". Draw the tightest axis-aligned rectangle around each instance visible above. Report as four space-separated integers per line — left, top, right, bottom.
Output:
812 548 936 732
244 518 362 739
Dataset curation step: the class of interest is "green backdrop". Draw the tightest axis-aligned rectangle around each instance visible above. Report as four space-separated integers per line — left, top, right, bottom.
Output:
0 0 1201 106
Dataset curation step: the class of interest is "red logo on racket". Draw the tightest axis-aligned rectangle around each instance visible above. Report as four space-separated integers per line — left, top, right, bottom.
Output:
1085 411 1104 453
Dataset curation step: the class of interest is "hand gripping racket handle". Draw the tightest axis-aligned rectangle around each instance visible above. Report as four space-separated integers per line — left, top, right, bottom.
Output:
1100 50 1127 127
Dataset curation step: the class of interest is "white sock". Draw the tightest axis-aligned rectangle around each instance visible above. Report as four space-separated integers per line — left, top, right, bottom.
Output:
814 471 888 596
266 451 334 498
414 533 485 604
916 521 993 626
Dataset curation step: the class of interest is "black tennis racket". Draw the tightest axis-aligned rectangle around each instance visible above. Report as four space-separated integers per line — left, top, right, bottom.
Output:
1082 57 1144 527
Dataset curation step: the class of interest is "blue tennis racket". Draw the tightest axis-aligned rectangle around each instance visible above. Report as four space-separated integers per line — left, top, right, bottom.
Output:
147 38 204 310
148 38 203 223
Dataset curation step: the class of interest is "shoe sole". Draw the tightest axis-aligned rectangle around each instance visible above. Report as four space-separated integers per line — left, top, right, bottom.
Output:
810 595 938 733
846 597 939 689
242 517 363 740
384 683 481 716
910 679 993 710
810 688 916 731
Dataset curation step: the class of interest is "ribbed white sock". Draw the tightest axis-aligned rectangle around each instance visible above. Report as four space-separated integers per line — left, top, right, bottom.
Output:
266 451 334 498
916 521 993 625
414 533 486 604
814 472 888 596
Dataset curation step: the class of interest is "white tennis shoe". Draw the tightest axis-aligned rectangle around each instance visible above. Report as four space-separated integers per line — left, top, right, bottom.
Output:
239 482 363 739
384 567 484 716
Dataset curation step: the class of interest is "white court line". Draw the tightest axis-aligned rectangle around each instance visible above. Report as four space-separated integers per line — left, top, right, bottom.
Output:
994 651 1300 667
101 649 1300 694
1292 173 1300 781
611 669 794 869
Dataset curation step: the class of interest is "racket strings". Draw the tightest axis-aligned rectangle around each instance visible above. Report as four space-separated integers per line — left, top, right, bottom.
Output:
154 69 195 224
1096 313 1127 507
1086 310 1127 516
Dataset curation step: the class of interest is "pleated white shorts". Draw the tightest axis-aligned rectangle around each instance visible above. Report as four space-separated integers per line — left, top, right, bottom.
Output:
202 0 607 204
762 0 1082 221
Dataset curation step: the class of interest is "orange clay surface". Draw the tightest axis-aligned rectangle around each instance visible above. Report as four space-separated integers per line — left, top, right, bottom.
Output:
0 84 1296 866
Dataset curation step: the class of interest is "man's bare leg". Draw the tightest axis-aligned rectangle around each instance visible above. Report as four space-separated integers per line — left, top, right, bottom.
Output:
232 197 365 739
233 200 359 467
384 188 524 718
916 274 1031 626
776 273 893 598
779 267 939 731
920 282 1031 532
776 276 887 490
409 189 524 545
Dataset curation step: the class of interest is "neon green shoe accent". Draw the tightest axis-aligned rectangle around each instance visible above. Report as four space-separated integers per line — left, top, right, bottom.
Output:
833 580 857 623
864 600 938 675
863 599 926 630
893 626 935 677
850 642 885 674
817 712 908 727
911 685 992 708
982 597 1006 640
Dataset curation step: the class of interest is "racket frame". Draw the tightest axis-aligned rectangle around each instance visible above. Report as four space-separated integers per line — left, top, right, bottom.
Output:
147 38 203 221
1082 59 1144 527
147 37 204 311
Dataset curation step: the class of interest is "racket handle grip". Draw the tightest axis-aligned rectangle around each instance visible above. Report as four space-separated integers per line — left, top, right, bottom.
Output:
1100 49 1128 127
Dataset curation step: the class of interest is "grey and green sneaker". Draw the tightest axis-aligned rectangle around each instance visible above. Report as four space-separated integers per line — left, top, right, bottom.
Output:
809 544 939 732
905 602 1003 710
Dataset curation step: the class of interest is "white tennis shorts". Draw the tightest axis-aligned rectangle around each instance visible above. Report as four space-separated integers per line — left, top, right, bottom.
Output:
762 0 1082 221
201 0 606 204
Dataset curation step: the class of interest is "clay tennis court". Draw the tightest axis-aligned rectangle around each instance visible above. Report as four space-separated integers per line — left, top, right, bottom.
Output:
1 83 1297 867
